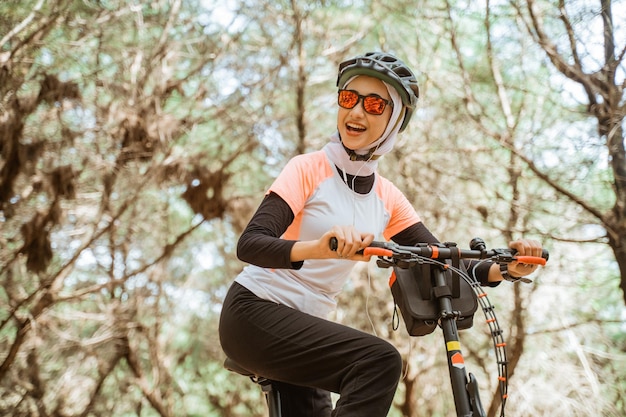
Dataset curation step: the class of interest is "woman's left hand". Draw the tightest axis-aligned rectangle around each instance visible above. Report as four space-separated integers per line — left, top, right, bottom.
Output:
507 238 543 277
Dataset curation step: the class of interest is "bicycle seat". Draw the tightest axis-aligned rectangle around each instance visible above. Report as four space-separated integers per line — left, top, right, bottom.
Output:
224 357 281 416
224 357 257 378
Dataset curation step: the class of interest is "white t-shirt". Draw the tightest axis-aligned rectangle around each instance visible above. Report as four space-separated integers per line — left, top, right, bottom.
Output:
235 148 420 318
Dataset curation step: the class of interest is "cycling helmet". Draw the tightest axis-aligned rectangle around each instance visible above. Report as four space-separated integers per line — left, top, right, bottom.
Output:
337 52 419 132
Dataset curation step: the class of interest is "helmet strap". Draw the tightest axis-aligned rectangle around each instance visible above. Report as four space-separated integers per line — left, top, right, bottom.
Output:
341 143 381 161
338 134 382 161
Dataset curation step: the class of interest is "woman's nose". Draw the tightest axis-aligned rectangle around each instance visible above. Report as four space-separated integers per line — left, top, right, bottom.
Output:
349 99 366 116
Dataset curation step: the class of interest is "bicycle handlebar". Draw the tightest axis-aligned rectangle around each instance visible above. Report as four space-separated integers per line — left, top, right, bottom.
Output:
329 237 548 266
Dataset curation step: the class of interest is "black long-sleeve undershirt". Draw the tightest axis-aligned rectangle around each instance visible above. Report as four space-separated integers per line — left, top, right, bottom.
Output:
237 191 496 286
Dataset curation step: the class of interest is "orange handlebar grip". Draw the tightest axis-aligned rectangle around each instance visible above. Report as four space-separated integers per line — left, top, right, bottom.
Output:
363 247 394 257
515 256 546 266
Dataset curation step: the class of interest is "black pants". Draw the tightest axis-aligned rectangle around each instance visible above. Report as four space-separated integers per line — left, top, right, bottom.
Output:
219 282 402 417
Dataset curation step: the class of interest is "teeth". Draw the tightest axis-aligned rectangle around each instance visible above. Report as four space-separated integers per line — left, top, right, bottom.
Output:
347 123 366 132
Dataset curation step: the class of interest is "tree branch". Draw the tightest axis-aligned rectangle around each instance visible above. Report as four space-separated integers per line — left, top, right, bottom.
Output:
0 0 46 51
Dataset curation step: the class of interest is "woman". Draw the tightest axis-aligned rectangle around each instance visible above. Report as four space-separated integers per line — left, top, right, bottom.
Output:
219 52 542 417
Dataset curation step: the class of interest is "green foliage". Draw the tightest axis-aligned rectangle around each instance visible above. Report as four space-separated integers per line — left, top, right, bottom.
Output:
1 0 624 416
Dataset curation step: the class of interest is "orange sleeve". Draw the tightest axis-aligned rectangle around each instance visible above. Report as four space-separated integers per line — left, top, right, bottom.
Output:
268 151 333 217
377 176 421 240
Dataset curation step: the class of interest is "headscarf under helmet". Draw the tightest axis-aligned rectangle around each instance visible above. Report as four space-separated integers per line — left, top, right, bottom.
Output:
325 52 419 177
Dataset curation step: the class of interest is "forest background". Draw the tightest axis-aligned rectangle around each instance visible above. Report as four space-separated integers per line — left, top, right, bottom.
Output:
1 0 625 416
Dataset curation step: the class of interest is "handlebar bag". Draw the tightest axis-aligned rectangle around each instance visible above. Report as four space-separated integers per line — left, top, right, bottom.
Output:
389 261 478 337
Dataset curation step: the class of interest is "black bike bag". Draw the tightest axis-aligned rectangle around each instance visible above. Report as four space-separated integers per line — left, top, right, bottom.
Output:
389 260 478 337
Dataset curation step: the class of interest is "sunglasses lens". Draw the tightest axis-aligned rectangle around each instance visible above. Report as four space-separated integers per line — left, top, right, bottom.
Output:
338 90 388 115
363 97 386 115
338 90 358 109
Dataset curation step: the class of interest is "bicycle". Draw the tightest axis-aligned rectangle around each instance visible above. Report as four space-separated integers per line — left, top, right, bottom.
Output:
224 237 548 417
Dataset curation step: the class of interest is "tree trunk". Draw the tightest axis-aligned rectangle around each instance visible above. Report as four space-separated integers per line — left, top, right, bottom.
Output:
608 233 626 303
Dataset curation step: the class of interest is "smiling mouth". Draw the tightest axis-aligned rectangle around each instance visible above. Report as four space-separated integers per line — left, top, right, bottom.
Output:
346 122 366 133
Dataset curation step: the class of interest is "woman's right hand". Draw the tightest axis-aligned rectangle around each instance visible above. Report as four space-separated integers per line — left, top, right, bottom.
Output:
289 226 374 263
323 226 374 261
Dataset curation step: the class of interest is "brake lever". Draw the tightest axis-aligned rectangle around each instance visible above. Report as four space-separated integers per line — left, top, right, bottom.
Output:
493 252 541 284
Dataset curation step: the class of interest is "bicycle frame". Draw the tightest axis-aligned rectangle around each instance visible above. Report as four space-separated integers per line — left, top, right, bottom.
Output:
430 261 486 417
335 237 547 417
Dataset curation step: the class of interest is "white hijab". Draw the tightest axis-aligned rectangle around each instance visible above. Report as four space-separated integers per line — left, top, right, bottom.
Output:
324 77 404 176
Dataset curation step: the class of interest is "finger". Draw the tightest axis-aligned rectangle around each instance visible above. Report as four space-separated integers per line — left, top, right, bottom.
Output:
361 233 375 248
332 226 357 257
344 228 363 256
530 240 543 257
331 225 349 248
509 239 542 257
